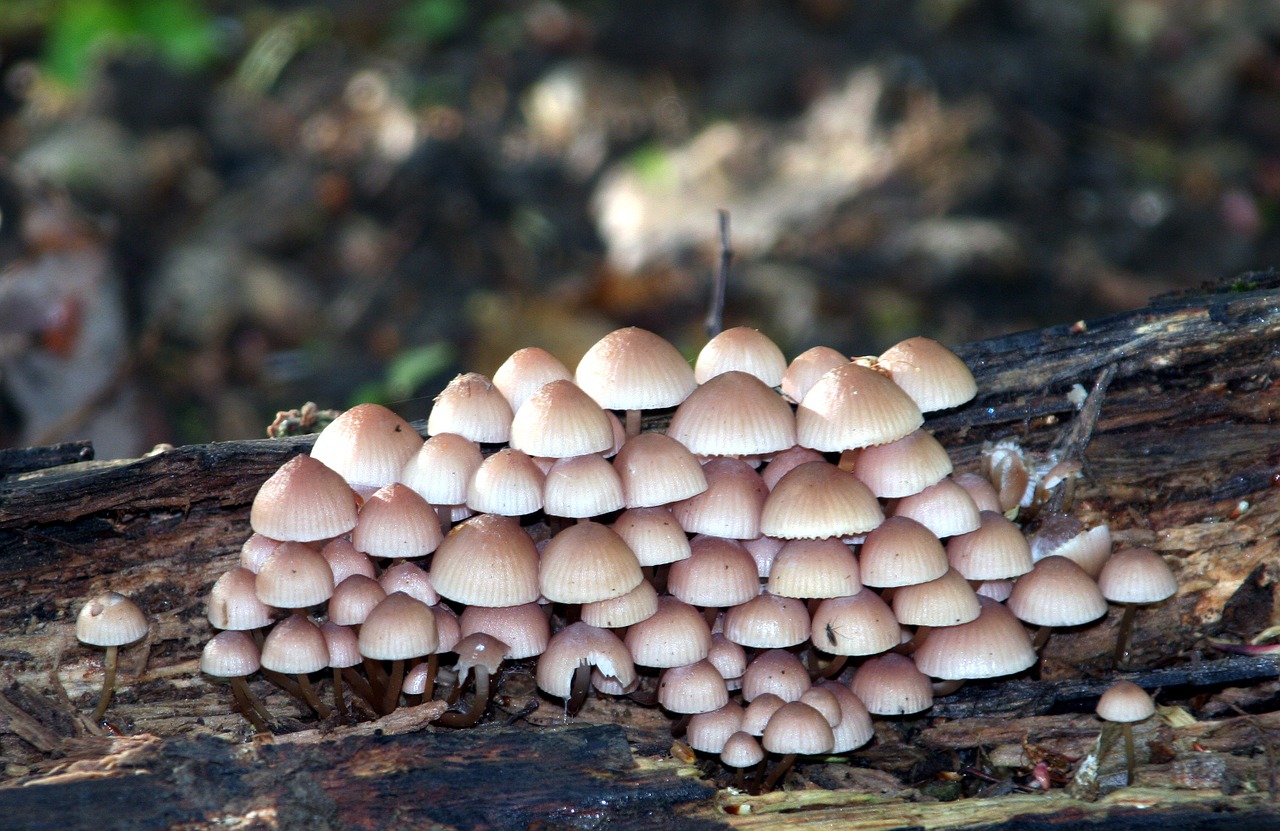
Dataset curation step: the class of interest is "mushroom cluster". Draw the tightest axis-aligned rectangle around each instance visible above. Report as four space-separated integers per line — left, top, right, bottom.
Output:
199 325 1176 789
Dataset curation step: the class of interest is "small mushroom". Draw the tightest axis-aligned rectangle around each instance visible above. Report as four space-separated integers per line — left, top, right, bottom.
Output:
1096 680 1156 786
76 592 149 727
433 633 509 728
201 630 272 732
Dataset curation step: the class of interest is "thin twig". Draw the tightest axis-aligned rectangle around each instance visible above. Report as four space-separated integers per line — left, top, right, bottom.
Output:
705 210 731 339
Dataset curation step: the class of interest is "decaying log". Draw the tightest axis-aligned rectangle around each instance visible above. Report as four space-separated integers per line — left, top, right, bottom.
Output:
2 273 1280 829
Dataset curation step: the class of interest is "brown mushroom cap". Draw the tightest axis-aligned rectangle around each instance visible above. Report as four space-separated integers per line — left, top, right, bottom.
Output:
658 659 731 714
858 516 949 588
250 455 359 543
509 380 614 458
796 362 923 452
667 535 759 608
467 448 545 516
722 592 812 649
891 567 981 627
741 649 811 703
810 589 901 656
768 537 861 599
308 403 423 497
327 574 388 627
540 520 644 604
260 614 329 675
426 372 514 444
77 592 149 647
849 653 934 716
721 731 766 768
208 568 275 631
1096 680 1156 723
543 454 625 518
612 432 708 508
667 371 797 457
352 482 443 559
891 477 982 538
357 592 439 661
459 602 551 659
875 336 977 413
1007 555 1108 627
432 514 540 608
818 681 876 752
687 701 746 753
670 457 768 540
611 506 692 567
946 510 1034 581
574 327 697 411
201 629 262 677
624 596 712 668
695 326 788 387
762 701 835 756
913 597 1037 680
1097 547 1178 605
255 542 335 609
760 461 884 540
379 560 440 606
581 579 660 629
847 429 954 499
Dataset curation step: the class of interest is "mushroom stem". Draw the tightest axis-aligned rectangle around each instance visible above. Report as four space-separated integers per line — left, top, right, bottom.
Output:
434 669 492 729
1032 625 1054 653
260 666 304 698
295 673 331 719
1113 604 1137 668
90 645 119 725
837 450 856 473
566 663 592 717
1121 722 1137 786
230 677 271 732
383 659 405 714
670 712 691 738
341 667 379 712
760 753 798 794
624 409 642 438
363 656 388 702
816 653 848 680
331 668 347 722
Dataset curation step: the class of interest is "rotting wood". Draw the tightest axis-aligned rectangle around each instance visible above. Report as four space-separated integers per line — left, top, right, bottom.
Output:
2 273 1280 828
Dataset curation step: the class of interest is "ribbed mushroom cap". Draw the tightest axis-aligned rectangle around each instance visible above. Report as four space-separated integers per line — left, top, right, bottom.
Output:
379 560 440 606
426 372 514 444
768 538 861 599
695 326 788 386
460 602 551 659
892 567 981 627
976 579 1014 602
796 363 923 452
761 461 884 540
400 433 484 507
510 380 614 458
687 702 746 753
708 633 748 685
432 514 540 607
624 596 712 668
540 520 643 604
759 445 825 490
952 472 1004 513
574 327 697 411
581 579 659 629
201 630 261 677
849 429 954 499
494 346 573 412
798 686 843 728
743 534 785 578
762 702 835 756
741 649 810 703
946 510 1033 581
352 483 443 559
260 614 329 675
327 574 387 626
77 592 149 647
1096 680 1156 723
321 537 376 584
982 439 1030 513
239 533 282 574
357 592 439 661
255 542 335 609
781 346 848 404
467 448 545 516
659 660 730 714
722 592 811 649
454 633 510 685
432 603 462 654
543 454 625 518
810 589 901 656
1007 555 1108 627
721 732 766 768
1097 547 1177 604
667 535 759 608
591 669 639 696
208 567 274 631
667 371 796 457
849 653 934 716
891 477 982 538
858 516 949 588
670 457 768 539
913 597 1037 680
250 455 358 542
308 403 423 497
818 681 876 752
611 506 692 567
321 621 362 668
612 432 708 507
536 621 635 698
742 693 787 736
875 336 977 413
1043 522 1113 578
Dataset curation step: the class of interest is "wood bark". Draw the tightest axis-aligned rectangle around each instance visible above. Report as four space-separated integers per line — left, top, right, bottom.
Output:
2 273 1280 829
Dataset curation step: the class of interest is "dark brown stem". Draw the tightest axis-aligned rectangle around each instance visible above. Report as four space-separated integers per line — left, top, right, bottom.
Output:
260 667 303 698
363 656 388 702
230 677 271 732
566 663 592 716
1122 722 1137 786
331 667 347 722
434 668 493 729
625 409 641 439
295 673 331 719
383 659 404 715
705 209 730 338
1114 604 1137 668
761 753 797 793
1033 625 1054 653
90 644 118 725
670 712 691 738
341 667 378 712
817 653 848 680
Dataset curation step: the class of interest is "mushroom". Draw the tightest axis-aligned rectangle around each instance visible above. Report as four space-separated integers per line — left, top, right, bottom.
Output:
1097 547 1178 668
575 327 697 437
76 592 149 726
433 633 509 728
201 630 272 732
1096 680 1156 786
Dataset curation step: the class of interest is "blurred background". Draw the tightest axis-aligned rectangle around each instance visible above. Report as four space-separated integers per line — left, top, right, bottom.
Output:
0 0 1277 458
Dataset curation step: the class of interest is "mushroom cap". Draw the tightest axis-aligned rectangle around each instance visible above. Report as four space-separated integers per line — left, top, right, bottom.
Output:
357 592 439 661
946 510 1033 581
818 681 876 752
762 701 835 756
722 592 812 649
848 429 953 499
1097 547 1178 605
536 621 635 698
721 731 765 768
260 614 329 675
321 621 362 668
321 537 377 584
694 326 788 387
327 574 388 626
1007 555 1108 627
76 591 149 647
611 506 692 567
352 482 443 559
891 567 981 627
201 630 261 677
658 659 730 714
255 542 335 609
759 445 826 490
543 454 625 518
858 516 949 588
612 432 708 508
453 632 510 684
913 596 1037 680
540 520 643 604
687 702 746 753
741 649 811 703
432 514 540 608
796 363 923 452
768 537 861 600
667 371 796 457
250 454 358 542
493 346 573 412
849 653 934 716
707 633 749 685
891 477 982 538
459 602 551 659
625 596 712 668
670 457 768 540
379 560 439 606
810 589 901 656
1096 680 1156 723
574 327 697 411
207 567 274 631
400 432 484 506
742 693 787 736
667 535 759 608
760 461 884 540
308 403 422 496
781 346 849 404
581 579 660 629
510 380 614 458
467 448 545 516
426 372 514 444
875 336 977 413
